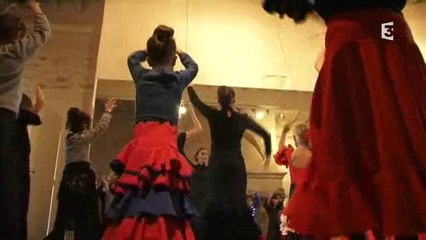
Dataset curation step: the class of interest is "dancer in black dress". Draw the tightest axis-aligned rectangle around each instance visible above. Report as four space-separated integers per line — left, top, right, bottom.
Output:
177 105 210 240
188 86 272 240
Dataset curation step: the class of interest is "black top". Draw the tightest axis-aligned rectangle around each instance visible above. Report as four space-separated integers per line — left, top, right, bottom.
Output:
127 51 198 125
264 200 284 237
187 87 272 156
314 0 406 19
17 109 42 154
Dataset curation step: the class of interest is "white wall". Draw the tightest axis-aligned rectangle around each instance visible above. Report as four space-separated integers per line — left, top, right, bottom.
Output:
97 0 325 91
97 0 426 92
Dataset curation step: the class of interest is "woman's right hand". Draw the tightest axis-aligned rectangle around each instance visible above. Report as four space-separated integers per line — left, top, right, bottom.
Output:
104 99 117 113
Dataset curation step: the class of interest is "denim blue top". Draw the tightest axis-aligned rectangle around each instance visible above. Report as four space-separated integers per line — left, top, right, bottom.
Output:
127 50 198 125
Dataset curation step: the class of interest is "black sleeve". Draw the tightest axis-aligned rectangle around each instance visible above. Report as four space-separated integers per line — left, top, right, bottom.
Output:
243 114 272 157
18 109 42 126
187 86 215 118
177 132 187 154
178 132 196 168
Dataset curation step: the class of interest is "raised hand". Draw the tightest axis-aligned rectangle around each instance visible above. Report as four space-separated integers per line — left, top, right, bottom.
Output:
27 0 43 14
104 99 117 113
33 85 45 113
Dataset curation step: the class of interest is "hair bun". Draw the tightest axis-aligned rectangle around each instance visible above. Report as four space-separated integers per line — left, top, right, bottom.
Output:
153 25 175 43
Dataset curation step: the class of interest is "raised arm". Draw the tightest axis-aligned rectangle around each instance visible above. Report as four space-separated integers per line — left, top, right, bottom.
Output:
263 193 274 211
18 109 41 126
177 51 199 87
185 106 203 139
187 86 215 118
127 50 150 82
177 132 196 168
9 2 51 62
68 99 117 144
32 86 45 113
67 112 112 145
244 115 272 158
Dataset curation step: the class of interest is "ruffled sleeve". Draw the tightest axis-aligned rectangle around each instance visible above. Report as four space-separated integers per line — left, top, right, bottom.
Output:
274 145 294 167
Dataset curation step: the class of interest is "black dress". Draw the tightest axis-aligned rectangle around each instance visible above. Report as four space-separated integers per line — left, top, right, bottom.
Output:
188 87 272 240
177 132 210 239
17 109 42 240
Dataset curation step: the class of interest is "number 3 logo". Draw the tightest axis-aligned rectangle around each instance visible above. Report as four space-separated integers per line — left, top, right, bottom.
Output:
381 22 394 41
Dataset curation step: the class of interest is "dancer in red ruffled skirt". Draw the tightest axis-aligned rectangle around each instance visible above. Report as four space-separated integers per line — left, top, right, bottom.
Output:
102 25 199 240
263 0 426 238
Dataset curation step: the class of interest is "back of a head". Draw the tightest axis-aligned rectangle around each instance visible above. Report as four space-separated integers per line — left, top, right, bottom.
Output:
66 107 90 133
294 123 309 146
146 25 176 66
20 94 33 110
217 86 236 111
0 11 24 44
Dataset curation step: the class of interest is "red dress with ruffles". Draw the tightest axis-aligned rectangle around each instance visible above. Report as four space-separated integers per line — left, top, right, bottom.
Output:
102 122 196 240
285 9 426 236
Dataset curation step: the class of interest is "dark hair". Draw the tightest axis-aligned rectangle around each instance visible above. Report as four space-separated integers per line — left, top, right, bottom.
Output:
272 192 284 200
262 0 314 23
0 11 25 44
20 94 33 110
146 25 176 66
194 147 208 163
66 107 91 133
217 86 235 111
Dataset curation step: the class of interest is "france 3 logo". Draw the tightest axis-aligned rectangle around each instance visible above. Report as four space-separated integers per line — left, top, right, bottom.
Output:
381 21 394 41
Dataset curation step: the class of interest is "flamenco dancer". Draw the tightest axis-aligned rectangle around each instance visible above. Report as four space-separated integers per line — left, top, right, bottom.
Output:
275 124 312 240
0 1 50 238
45 99 117 240
177 105 210 240
188 86 271 240
103 25 199 240
263 0 426 239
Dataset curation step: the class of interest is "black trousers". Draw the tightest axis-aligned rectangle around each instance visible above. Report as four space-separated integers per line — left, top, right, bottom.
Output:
45 162 101 240
18 154 31 240
0 108 23 240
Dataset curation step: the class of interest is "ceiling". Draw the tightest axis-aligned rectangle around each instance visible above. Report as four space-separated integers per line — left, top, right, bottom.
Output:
96 0 426 92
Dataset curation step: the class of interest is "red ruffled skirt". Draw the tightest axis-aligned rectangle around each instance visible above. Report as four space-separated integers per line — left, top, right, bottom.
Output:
102 122 196 240
285 9 426 236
